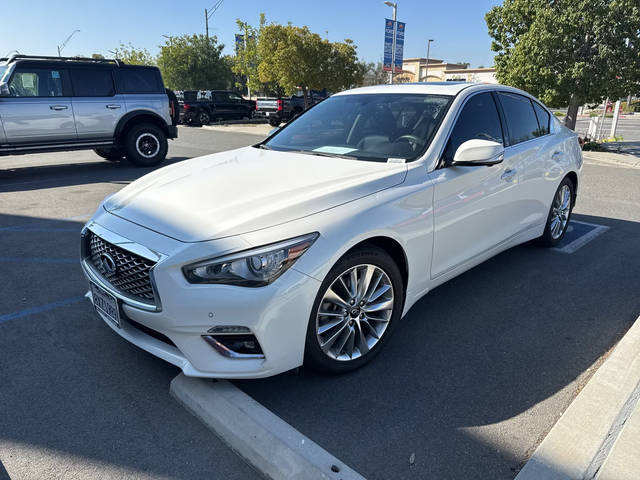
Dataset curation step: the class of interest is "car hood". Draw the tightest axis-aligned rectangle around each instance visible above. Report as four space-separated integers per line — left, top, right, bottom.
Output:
104 146 407 242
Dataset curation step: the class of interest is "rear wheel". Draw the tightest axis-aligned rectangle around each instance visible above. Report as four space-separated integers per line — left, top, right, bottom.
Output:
538 177 574 247
124 123 168 167
198 110 211 125
268 116 280 127
304 247 403 374
94 147 125 161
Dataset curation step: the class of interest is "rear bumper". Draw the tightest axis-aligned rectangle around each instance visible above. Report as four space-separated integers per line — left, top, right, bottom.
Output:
167 125 178 139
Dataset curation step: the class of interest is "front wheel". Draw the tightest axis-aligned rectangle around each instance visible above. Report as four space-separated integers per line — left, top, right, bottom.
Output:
268 116 281 127
538 177 574 247
198 110 211 125
305 247 403 374
124 123 168 167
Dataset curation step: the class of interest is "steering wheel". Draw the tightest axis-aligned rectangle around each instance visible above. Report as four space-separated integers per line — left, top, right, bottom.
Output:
395 134 425 150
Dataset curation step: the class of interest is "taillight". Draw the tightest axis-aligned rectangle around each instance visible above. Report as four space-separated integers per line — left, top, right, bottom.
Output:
255 102 259 110
183 103 190 111
277 99 283 111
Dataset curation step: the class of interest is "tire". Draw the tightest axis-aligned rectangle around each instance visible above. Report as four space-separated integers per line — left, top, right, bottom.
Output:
538 177 575 247
94 147 125 161
268 116 281 127
123 123 168 167
304 246 404 374
198 110 211 125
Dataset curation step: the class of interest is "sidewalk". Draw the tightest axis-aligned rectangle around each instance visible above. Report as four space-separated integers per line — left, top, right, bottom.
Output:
516 316 640 480
582 149 640 169
201 122 273 137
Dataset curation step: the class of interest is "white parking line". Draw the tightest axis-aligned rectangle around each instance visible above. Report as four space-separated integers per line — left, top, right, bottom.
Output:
551 220 610 254
171 374 366 480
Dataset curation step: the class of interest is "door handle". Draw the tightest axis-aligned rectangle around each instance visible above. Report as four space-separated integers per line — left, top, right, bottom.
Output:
552 151 563 161
106 104 121 109
501 169 517 181
49 105 68 111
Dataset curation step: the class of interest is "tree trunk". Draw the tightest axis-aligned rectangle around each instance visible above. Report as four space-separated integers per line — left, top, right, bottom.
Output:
302 87 309 109
564 94 580 131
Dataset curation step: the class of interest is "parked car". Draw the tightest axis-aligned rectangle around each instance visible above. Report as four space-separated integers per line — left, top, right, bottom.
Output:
0 54 179 166
81 82 581 378
255 89 328 126
180 90 255 125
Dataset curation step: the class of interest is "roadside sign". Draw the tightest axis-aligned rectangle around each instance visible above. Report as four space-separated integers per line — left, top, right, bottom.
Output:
383 18 394 72
394 22 405 73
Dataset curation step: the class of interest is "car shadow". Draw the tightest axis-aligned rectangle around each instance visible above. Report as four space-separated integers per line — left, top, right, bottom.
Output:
0 213 258 479
236 213 640 479
0 155 192 193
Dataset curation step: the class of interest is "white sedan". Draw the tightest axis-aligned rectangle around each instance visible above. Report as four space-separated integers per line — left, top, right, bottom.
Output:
81 82 582 378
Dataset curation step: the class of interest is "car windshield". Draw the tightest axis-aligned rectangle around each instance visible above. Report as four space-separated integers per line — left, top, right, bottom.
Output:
262 93 452 162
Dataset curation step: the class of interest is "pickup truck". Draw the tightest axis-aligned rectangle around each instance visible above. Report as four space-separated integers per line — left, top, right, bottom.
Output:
255 90 329 126
179 90 255 125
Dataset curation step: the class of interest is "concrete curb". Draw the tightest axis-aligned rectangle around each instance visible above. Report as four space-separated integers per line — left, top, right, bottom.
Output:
200 124 272 136
516 315 640 480
582 152 640 169
170 374 366 480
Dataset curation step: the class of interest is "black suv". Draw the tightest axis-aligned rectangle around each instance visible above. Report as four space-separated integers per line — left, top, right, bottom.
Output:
0 55 179 166
179 90 255 125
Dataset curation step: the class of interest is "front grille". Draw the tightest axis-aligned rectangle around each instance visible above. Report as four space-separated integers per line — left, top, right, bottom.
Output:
88 232 157 303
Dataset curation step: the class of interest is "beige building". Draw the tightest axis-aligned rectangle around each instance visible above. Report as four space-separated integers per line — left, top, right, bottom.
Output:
397 57 497 84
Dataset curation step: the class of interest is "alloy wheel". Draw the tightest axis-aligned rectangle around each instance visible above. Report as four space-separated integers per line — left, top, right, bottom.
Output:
550 184 571 239
316 264 394 361
135 133 160 159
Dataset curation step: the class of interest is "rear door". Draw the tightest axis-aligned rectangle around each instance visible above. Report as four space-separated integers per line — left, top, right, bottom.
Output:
70 67 123 140
431 91 522 278
0 66 76 144
496 91 558 231
213 92 233 118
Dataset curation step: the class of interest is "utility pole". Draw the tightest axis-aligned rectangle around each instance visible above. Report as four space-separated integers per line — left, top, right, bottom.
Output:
205 0 224 40
384 1 397 84
424 39 434 82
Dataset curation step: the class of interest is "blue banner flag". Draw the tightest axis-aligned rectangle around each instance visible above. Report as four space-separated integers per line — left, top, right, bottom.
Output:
394 21 405 73
383 18 394 72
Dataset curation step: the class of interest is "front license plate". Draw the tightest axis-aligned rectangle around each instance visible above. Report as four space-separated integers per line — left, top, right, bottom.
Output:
90 282 120 328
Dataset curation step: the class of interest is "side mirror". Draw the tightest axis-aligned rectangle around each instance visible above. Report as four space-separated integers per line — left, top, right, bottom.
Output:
453 139 504 166
268 127 280 136
0 83 9 97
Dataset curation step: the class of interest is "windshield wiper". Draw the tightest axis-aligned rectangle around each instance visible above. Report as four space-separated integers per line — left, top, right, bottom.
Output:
254 143 272 150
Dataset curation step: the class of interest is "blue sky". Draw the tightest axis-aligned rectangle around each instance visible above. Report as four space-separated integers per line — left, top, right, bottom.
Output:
1 0 501 67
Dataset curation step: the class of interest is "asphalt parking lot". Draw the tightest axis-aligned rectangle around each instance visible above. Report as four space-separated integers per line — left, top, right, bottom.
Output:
1 126 639 479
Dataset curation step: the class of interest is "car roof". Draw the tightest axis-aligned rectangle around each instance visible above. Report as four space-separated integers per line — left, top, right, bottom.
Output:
335 82 501 97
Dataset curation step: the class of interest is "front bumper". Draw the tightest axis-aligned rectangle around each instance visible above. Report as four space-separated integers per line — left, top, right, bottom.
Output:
81 217 321 379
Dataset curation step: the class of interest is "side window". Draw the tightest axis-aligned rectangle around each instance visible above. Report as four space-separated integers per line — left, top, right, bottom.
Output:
228 93 242 102
117 68 162 94
8 68 63 97
214 92 229 103
443 92 503 164
70 69 115 97
532 101 550 136
497 92 540 144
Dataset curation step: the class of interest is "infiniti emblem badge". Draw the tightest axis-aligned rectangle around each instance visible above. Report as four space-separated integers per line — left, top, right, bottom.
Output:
100 253 117 276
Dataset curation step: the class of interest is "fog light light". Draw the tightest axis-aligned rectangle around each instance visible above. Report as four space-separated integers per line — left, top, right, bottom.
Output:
203 334 265 359
207 325 251 334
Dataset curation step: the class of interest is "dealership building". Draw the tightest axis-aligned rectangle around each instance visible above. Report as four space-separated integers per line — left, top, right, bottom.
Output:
397 57 497 84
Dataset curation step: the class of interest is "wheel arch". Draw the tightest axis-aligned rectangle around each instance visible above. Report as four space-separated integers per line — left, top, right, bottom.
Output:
115 111 170 143
565 170 578 205
342 235 409 296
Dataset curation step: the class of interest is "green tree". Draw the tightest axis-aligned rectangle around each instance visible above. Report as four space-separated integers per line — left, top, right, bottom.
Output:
486 0 640 130
157 34 232 90
358 61 387 86
258 23 363 105
91 53 105 59
232 14 266 97
112 42 155 65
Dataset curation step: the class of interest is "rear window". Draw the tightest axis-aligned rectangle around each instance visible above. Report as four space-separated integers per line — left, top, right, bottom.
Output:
71 69 115 97
117 68 162 94
497 92 540 145
532 101 551 136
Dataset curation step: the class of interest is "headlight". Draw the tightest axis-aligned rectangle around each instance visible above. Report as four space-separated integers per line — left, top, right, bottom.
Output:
183 232 319 287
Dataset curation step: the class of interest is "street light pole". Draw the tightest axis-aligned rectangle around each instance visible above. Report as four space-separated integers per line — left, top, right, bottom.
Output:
57 29 80 57
383 1 397 84
205 0 224 40
424 39 434 82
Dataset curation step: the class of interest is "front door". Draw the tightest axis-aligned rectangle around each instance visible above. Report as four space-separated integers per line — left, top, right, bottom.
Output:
431 91 522 278
0 67 76 144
